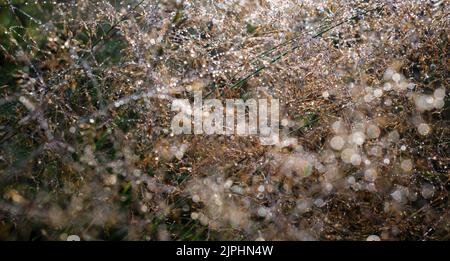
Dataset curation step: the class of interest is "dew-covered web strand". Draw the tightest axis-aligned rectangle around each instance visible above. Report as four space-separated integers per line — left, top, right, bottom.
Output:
227 4 385 91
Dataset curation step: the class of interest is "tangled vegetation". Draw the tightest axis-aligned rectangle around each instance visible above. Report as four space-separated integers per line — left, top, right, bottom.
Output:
0 0 448 240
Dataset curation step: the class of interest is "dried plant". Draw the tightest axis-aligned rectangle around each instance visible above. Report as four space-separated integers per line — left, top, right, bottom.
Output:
0 0 448 240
